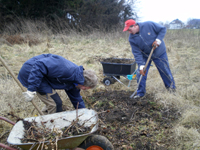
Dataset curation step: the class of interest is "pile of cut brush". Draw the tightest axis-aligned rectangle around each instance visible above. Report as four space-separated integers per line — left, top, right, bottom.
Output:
21 117 95 143
21 120 95 143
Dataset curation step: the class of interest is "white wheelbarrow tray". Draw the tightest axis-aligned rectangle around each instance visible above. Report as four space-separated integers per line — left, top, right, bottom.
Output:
7 108 98 150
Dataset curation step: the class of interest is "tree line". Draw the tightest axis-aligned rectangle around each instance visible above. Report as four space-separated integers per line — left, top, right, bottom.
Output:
0 0 136 33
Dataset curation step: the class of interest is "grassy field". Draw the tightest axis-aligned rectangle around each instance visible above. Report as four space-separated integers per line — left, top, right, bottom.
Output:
0 21 200 149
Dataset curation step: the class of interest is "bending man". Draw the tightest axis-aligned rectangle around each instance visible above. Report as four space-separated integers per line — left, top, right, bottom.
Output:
18 53 98 114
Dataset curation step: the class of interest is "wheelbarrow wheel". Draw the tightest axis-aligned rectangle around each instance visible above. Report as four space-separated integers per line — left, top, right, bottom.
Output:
103 77 113 86
78 134 114 150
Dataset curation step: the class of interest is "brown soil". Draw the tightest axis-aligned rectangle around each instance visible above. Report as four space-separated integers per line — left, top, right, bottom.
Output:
85 90 180 150
101 58 135 64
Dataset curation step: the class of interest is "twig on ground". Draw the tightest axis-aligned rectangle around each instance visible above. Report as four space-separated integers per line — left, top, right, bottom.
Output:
130 108 138 121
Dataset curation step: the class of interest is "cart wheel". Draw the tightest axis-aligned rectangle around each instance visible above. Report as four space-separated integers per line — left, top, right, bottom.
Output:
115 76 120 79
103 77 112 86
78 135 114 150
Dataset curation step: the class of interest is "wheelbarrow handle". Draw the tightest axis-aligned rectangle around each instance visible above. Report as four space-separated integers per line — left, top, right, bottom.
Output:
0 143 18 150
0 116 16 125
0 55 44 115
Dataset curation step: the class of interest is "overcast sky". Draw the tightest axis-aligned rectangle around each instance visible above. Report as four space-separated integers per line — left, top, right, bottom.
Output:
135 0 199 24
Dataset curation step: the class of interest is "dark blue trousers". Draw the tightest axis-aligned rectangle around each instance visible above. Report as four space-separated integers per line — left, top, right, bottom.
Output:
136 52 176 96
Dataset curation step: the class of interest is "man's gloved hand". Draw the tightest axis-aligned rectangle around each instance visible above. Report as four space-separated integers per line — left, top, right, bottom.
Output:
22 90 36 102
152 39 161 50
139 65 146 76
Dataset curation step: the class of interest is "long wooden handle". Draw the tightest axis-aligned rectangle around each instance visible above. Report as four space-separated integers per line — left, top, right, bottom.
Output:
143 47 154 72
0 55 44 115
130 47 155 98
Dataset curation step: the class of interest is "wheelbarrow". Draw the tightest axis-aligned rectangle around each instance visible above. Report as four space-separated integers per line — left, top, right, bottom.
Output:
100 58 137 87
0 108 114 150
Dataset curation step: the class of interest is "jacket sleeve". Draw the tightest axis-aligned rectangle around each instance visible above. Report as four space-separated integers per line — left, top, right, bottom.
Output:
65 88 86 109
130 42 145 67
27 61 48 91
151 22 166 41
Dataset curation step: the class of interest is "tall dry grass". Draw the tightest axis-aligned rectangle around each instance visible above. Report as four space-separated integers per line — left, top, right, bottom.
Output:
0 20 200 149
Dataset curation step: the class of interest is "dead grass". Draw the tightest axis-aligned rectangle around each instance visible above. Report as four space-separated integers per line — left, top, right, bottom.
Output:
0 20 200 149
3 34 42 46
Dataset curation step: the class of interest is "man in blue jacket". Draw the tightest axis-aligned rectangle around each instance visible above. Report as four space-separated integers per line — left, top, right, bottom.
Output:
123 19 176 98
18 54 98 114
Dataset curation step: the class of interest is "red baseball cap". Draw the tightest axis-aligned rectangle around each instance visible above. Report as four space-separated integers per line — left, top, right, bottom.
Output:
123 19 136 32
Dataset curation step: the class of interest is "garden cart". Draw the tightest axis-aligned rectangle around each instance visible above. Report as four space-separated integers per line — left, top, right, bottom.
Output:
0 108 114 150
100 58 137 87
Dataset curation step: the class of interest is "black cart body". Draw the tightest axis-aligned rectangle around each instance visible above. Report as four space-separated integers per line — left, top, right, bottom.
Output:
101 58 137 86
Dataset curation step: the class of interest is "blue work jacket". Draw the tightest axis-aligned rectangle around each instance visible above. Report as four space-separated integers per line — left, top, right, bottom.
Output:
129 21 167 67
18 54 85 108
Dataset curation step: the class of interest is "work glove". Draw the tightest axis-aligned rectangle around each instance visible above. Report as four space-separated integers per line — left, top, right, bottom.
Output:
139 65 146 76
152 39 161 50
22 90 36 102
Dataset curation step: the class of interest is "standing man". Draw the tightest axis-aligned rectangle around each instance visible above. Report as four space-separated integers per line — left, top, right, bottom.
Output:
18 54 98 114
123 19 176 98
